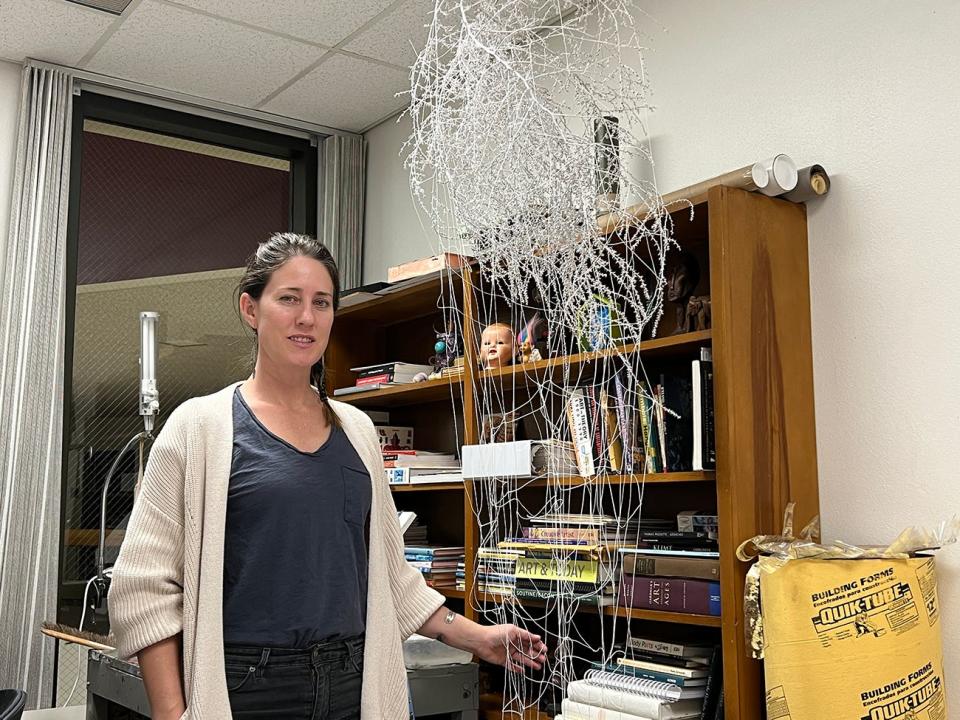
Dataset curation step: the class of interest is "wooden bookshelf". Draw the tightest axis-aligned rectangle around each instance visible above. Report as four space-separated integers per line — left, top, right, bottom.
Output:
327 183 821 720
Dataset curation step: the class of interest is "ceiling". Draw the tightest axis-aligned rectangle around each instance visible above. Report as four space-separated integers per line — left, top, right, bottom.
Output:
0 0 438 133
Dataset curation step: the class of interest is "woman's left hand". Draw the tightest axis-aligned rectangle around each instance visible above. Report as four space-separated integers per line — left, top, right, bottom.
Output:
472 624 548 672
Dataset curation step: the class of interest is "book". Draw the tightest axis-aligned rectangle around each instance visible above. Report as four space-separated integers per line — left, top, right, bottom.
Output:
567 679 703 719
617 657 709 679
514 556 599 583
621 553 720 581
691 356 716 471
612 372 635 473
583 668 705 702
661 372 693 473
677 511 719 532
351 361 434 375
523 526 601 543
566 388 596 476
600 386 624 473
624 547 720 558
513 586 614 605
623 637 713 660
697 648 723 720
619 576 721 616
597 662 706 688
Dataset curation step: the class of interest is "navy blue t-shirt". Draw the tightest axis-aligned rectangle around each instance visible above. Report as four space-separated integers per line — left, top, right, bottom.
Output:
222 389 371 648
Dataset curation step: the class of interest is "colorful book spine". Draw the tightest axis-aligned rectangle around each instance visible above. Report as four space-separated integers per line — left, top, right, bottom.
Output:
618 576 721 616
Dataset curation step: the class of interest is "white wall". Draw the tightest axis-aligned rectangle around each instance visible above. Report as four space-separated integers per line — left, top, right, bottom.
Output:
363 0 960 711
0 60 22 272
363 113 439 283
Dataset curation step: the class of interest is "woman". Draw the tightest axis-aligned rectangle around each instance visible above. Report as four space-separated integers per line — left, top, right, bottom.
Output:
109 233 547 720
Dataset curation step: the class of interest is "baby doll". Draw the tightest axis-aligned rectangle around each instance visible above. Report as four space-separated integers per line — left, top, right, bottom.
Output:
480 323 516 369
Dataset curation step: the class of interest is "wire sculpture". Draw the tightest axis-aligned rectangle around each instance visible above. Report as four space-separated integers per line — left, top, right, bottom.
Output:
405 1 680 713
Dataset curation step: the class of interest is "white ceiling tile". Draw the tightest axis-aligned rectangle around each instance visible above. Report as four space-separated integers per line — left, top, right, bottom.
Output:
0 0 113 65
260 53 408 133
86 0 325 106
343 0 434 69
170 0 396 47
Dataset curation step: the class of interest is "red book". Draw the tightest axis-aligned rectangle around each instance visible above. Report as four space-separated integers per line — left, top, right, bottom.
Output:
618 575 721 616
357 373 392 386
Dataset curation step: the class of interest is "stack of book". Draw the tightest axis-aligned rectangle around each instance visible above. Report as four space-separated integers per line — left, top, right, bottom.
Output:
557 638 723 720
333 361 435 396
402 517 428 546
616 520 720 617
475 547 522 597
404 545 464 588
384 450 462 485
455 553 466 592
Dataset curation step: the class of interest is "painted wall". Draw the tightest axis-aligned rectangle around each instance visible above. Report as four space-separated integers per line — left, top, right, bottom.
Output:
0 60 22 280
363 0 960 713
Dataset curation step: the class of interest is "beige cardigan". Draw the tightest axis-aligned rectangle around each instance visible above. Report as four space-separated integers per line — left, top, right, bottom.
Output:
108 382 445 719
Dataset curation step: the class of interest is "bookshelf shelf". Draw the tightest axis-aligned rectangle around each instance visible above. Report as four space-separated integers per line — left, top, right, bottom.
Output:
522 471 714 488
476 330 712 389
603 605 722 627
474 592 721 627
390 481 465 493
335 375 463 408
440 587 466 600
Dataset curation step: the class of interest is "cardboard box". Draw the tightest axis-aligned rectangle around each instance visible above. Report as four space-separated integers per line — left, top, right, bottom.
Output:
387 253 474 284
756 556 946 720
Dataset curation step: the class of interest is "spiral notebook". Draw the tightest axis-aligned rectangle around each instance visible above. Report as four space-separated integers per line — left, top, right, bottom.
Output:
563 670 703 720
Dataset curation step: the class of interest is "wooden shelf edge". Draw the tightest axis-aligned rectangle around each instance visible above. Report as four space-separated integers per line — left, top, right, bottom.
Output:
473 592 721 627
440 588 466 600
465 471 713 488
391 482 465 492
475 330 712 385
333 375 463 406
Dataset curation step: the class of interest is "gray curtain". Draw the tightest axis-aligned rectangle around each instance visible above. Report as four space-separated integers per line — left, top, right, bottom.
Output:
0 63 73 708
320 134 366 290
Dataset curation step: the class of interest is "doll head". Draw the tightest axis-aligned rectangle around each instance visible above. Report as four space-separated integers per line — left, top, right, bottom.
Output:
480 323 516 368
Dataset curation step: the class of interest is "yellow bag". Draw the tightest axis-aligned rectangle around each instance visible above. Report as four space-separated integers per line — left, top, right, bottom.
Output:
739 506 956 720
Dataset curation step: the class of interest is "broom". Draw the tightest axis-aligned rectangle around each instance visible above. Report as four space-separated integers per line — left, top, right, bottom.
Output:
40 621 115 652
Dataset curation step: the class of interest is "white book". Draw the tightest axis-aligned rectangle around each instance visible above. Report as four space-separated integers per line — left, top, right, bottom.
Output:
691 360 704 471
563 697 699 720
567 681 702 719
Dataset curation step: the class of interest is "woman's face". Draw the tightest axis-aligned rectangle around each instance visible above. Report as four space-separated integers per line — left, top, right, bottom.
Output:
240 255 336 375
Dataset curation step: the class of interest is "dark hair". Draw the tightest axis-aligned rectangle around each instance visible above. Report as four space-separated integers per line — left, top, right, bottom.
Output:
237 232 340 422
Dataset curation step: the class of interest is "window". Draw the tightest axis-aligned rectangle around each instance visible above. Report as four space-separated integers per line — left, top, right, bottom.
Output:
57 93 318 634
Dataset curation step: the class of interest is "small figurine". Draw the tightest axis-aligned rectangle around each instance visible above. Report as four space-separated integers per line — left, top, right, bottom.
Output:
666 251 701 334
480 323 516 369
429 320 460 378
686 294 711 331
516 312 544 363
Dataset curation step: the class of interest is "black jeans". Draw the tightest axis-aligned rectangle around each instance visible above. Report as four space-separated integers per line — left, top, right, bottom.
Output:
224 635 364 719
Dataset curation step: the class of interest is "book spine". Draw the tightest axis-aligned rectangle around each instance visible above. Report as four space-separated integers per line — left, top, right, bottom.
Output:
514 557 598 583
612 372 634 474
624 637 687 658
608 663 691 687
656 383 667 473
524 527 601 542
619 576 721 616
513 586 606 604
567 389 595 477
698 648 723 720
621 554 721 581
357 372 393 385
702 360 716 468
